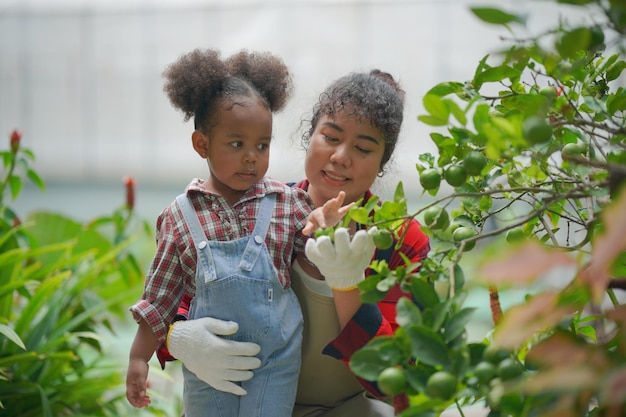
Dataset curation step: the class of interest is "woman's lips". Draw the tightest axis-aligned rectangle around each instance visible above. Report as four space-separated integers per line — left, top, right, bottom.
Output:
322 170 350 184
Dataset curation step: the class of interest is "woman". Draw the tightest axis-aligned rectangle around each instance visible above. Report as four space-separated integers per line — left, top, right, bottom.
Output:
159 69 431 417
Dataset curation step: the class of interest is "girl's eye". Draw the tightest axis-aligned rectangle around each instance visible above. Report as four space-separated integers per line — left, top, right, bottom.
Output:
230 141 243 148
257 143 270 151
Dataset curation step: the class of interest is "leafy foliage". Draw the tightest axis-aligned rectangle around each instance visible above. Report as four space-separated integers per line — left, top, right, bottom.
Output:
0 131 172 416
346 1 626 415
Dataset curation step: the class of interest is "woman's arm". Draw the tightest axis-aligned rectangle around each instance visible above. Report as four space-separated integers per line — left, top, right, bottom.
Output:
332 288 362 329
322 219 431 396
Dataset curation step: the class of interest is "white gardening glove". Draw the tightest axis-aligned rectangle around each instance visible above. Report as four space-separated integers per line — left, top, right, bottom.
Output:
305 227 378 291
167 317 262 396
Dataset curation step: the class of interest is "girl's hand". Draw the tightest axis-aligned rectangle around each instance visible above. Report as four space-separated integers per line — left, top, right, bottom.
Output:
303 191 353 235
126 358 151 408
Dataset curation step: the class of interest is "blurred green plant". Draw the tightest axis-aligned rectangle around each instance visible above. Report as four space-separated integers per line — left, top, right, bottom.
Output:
342 1 626 416
0 130 172 416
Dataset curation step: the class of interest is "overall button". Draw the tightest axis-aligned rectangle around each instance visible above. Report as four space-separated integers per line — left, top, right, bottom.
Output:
198 241 207 249
254 235 263 244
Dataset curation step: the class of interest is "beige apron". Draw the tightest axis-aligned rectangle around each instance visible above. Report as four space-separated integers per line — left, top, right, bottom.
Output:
291 261 393 417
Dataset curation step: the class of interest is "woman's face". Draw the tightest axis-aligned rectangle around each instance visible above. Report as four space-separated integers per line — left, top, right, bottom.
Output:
305 111 386 208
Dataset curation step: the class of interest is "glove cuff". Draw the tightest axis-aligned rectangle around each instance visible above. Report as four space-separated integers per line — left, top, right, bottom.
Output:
328 284 359 291
166 321 186 360
326 273 365 291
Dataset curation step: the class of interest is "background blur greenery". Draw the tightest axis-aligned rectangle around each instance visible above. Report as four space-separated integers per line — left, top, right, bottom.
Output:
0 136 183 416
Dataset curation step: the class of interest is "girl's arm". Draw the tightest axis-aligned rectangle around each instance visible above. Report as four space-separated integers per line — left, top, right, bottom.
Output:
126 319 159 408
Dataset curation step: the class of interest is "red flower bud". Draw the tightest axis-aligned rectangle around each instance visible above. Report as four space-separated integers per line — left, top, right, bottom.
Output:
10 129 22 153
12 216 21 228
123 176 135 210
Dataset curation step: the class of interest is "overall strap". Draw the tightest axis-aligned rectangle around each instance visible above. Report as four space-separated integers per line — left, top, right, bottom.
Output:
239 193 277 271
176 194 217 282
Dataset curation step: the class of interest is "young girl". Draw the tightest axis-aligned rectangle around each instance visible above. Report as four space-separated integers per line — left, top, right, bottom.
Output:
125 48 330 417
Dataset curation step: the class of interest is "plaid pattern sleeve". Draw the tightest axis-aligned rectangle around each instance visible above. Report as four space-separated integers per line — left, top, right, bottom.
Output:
129 200 197 343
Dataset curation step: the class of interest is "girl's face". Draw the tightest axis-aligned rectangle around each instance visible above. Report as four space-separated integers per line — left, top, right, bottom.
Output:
193 97 272 204
305 111 386 208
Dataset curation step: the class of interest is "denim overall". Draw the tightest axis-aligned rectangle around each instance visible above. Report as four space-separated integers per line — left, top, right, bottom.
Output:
176 193 303 417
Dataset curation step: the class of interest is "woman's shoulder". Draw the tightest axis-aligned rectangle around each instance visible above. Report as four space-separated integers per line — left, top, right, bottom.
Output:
262 177 309 199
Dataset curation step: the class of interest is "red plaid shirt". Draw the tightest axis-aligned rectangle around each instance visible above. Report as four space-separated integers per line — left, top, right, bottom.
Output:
130 177 314 342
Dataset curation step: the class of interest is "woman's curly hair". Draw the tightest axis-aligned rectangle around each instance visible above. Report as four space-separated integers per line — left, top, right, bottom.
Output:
302 70 405 171
162 48 293 131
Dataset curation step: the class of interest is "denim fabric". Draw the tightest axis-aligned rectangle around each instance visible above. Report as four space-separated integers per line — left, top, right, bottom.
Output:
176 193 302 417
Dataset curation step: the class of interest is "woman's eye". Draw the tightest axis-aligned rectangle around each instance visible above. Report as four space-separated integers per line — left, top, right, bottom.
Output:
323 134 338 143
356 146 373 155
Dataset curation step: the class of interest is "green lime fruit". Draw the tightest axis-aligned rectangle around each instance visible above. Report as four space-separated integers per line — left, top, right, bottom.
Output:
450 214 475 233
423 205 450 231
539 86 557 99
444 165 468 187
462 151 487 176
372 229 393 250
452 226 476 251
426 371 457 400
474 361 497 384
505 228 525 244
522 116 553 144
496 358 524 381
483 347 511 364
420 168 441 191
377 367 407 396
561 142 586 157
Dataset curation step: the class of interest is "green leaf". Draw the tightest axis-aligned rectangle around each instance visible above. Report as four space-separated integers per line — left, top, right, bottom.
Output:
396 297 423 328
426 82 464 97
447 99 467 125
393 181 405 204
0 351 39 367
607 87 626 115
349 347 388 380
0 323 26 349
470 7 524 25
474 65 522 87
9 175 22 200
406 325 450 367
479 195 493 211
576 325 597 342
347 206 370 225
556 28 591 59
606 61 626 82
26 168 45 191
410 277 439 309
423 94 450 123
443 308 477 343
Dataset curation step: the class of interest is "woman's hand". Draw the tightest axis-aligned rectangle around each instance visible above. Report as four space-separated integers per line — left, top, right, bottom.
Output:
303 191 353 235
305 226 378 290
